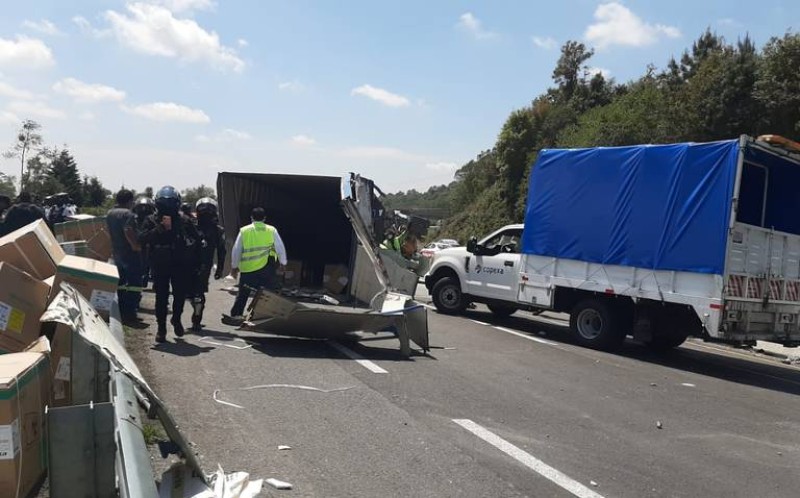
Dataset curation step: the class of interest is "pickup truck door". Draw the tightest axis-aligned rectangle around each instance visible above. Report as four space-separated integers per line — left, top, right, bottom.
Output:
466 228 523 302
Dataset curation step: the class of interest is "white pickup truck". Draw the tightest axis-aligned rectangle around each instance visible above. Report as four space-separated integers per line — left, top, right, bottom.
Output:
425 136 800 351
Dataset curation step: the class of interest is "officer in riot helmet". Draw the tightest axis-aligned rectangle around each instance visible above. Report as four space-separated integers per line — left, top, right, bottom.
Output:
189 197 226 331
132 196 156 287
139 186 202 343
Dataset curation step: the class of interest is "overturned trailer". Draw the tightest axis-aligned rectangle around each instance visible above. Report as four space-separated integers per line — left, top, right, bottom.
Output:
217 172 429 356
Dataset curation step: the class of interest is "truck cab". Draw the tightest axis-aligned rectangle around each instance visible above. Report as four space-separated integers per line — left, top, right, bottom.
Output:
424 224 529 317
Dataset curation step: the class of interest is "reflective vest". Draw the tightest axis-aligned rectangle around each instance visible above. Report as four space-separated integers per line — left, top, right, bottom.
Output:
239 222 277 273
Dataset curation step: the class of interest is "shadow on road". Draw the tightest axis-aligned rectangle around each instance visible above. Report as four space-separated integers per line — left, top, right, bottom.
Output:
459 309 800 397
151 338 215 356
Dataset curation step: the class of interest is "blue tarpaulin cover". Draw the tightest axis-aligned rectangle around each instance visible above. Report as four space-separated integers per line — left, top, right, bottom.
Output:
521 140 739 275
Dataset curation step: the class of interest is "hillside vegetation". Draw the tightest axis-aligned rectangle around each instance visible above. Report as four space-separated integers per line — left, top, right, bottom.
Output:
383 30 800 242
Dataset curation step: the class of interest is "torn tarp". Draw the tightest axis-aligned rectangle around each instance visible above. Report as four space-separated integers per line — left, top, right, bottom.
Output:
40 283 259 491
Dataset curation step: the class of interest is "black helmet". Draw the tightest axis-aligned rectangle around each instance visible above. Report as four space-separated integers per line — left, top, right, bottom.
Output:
195 197 218 216
155 186 181 215
180 202 193 216
132 196 155 216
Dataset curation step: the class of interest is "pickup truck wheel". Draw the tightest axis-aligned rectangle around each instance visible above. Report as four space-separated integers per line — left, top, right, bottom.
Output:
570 299 625 350
431 277 466 315
488 305 516 318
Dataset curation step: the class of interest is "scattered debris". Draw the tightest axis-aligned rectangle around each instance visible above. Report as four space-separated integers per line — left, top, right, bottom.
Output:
198 336 254 350
160 463 263 498
681 383 696 388
590 481 599 487
656 421 663 429
266 478 293 490
778 452 783 456
650 382 657 387
213 384 355 409
278 445 292 451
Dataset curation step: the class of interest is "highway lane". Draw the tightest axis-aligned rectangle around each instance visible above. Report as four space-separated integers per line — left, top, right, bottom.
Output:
131 282 800 497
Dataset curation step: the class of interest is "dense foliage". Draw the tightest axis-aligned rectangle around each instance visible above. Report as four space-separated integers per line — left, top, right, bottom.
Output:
384 31 800 243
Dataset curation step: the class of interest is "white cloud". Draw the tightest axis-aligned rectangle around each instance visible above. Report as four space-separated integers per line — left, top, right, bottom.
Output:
53 78 126 103
104 3 245 72
72 16 108 37
351 84 410 108
717 18 742 28
79 111 96 121
0 111 20 125
0 81 36 100
22 19 63 36
237 38 248 47
151 0 216 13
196 128 252 142
0 36 55 70
291 134 316 146
585 2 681 49
425 162 458 172
278 81 304 93
586 67 612 78
7 100 66 120
122 102 210 123
532 36 557 50
339 146 424 162
456 12 497 40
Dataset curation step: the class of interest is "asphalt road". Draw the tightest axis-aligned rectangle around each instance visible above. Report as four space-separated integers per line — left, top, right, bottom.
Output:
130 281 800 497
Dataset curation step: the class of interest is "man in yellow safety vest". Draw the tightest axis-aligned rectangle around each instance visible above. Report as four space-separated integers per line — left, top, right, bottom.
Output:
227 207 288 321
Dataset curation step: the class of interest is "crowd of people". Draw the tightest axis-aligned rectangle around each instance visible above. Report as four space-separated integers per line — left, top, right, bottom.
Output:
0 191 79 236
106 187 287 344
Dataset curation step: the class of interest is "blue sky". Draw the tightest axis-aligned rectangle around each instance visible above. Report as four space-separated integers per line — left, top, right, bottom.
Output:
0 1 796 194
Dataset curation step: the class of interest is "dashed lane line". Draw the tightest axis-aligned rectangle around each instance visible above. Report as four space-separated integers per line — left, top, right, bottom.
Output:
453 419 604 498
328 341 389 374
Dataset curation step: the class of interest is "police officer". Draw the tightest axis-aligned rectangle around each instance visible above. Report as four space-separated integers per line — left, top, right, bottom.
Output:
190 197 226 331
140 186 202 343
132 196 156 287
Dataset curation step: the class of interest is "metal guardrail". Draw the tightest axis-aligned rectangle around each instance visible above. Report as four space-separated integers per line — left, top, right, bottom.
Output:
47 299 158 498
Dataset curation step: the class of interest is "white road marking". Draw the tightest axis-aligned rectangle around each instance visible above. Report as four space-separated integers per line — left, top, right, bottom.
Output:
453 419 604 498
681 383 696 388
493 326 558 346
199 336 253 350
328 341 389 374
470 319 490 326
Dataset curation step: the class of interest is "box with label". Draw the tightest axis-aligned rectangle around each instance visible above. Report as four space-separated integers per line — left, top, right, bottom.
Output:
59 240 89 258
0 348 50 497
0 220 66 280
0 263 51 354
323 264 350 295
48 324 72 407
51 256 119 320
277 260 303 287
54 217 112 263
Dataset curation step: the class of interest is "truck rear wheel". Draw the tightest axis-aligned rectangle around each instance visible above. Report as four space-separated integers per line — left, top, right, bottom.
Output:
431 277 467 315
488 304 517 318
570 299 626 350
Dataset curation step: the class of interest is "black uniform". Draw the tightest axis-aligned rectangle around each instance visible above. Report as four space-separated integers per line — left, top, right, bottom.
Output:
140 212 202 338
190 218 226 329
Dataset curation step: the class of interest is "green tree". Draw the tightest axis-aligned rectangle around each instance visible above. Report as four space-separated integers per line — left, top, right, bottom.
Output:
22 154 61 200
181 184 215 205
3 120 43 192
82 176 109 207
755 33 800 137
0 173 16 198
48 148 84 205
552 41 594 102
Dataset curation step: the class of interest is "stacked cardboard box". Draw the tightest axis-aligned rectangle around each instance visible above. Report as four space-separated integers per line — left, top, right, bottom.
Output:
60 240 90 258
0 263 52 354
53 217 112 262
0 330 51 497
323 264 350 294
50 255 119 320
278 260 303 287
0 220 65 279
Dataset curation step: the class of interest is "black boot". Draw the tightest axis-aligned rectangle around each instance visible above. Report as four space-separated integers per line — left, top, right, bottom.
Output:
156 323 167 343
191 319 202 332
172 318 185 337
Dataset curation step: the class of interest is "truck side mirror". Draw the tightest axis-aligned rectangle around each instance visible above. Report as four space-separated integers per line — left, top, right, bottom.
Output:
466 237 479 254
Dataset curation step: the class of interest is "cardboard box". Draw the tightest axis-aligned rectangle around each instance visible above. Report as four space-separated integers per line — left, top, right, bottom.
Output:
323 264 350 295
59 240 90 258
48 324 72 407
0 263 51 354
54 217 112 263
51 256 119 320
0 347 50 497
0 220 66 280
278 260 303 287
